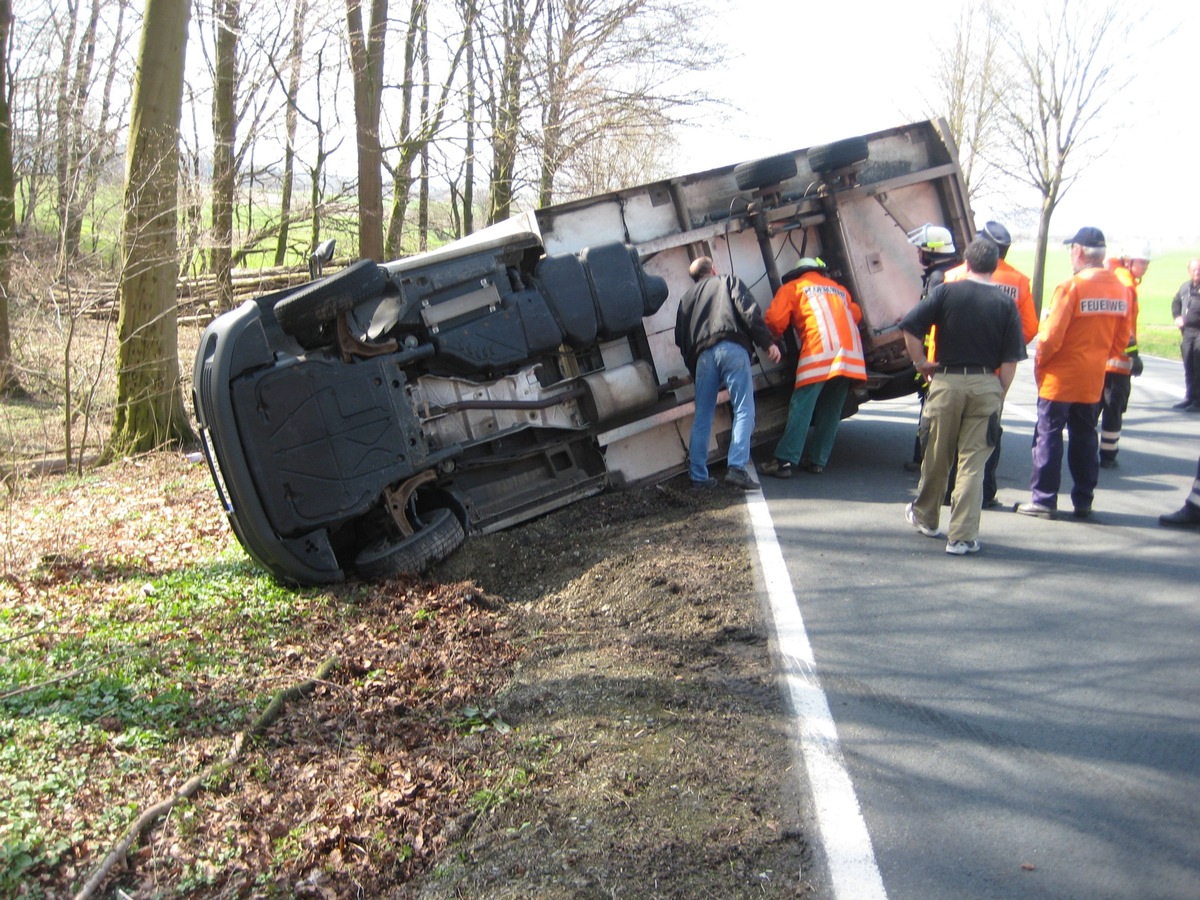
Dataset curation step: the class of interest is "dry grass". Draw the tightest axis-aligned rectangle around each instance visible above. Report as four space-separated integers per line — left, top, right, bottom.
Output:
1 256 207 473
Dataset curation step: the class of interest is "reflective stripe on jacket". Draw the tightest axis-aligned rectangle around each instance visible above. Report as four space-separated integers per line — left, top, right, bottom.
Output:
1036 267 1133 403
764 271 866 388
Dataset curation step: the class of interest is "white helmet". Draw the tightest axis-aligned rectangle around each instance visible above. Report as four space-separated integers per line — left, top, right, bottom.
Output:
907 224 956 255
1123 241 1152 262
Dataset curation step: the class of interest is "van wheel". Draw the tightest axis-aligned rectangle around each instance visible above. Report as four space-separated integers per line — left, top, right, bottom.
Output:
354 507 466 579
807 137 869 175
274 259 388 348
733 154 798 192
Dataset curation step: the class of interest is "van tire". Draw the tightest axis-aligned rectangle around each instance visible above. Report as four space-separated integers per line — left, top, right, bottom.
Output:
807 137 870 175
274 260 388 347
733 154 798 192
355 507 466 579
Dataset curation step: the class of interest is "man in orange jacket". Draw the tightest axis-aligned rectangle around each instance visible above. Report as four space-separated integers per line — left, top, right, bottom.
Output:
1016 227 1133 519
943 221 1037 506
1097 244 1149 467
759 258 866 477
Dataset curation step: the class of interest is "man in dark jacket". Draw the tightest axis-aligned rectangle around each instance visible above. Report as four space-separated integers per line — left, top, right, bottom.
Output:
674 256 780 489
1171 258 1200 411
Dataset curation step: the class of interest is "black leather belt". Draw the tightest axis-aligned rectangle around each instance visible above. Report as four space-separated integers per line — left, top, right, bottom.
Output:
938 365 993 375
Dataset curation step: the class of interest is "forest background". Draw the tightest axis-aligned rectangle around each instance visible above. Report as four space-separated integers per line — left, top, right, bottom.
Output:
2 0 1195 468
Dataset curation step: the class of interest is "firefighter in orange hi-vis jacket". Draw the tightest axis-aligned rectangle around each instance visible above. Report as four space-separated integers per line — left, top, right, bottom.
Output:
758 258 866 478
1096 242 1150 468
1015 227 1133 520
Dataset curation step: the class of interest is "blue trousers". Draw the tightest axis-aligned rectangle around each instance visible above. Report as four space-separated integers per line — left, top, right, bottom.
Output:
1030 397 1101 511
689 340 755 481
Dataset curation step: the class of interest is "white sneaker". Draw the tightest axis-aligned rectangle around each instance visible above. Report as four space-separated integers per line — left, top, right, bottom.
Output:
905 502 943 538
945 540 981 555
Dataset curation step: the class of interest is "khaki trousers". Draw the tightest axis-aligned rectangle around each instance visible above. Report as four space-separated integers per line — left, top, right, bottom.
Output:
913 373 1003 543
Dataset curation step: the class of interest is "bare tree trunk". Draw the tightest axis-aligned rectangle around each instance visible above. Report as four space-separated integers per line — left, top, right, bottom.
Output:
1031 192 1057 317
179 96 206 278
417 14 429 251
486 0 539 224
0 0 22 396
537 0 560 208
346 0 388 261
383 0 424 259
308 74 332 253
211 0 239 309
112 0 196 455
274 0 308 266
384 0 467 257
462 0 476 235
55 0 107 272
54 0 83 269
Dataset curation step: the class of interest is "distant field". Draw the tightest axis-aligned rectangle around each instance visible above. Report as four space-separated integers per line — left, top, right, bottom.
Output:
1006 246 1199 360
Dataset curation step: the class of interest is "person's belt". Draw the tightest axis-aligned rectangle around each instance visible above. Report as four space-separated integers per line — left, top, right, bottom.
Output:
938 365 993 375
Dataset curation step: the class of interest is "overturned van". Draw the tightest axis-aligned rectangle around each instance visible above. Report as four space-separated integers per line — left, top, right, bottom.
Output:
193 118 974 584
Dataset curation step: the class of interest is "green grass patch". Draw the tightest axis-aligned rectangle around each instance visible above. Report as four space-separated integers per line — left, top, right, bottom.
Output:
0 553 337 885
3 556 321 728
0 718 95 893
1137 325 1183 360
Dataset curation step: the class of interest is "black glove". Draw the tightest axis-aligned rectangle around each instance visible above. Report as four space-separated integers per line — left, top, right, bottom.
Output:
1130 353 1144 377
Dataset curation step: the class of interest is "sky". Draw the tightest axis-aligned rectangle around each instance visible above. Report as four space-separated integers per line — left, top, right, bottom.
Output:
670 0 1199 252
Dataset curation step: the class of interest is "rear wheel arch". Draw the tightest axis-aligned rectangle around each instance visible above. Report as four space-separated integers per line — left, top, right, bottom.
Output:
273 260 389 347
354 506 466 579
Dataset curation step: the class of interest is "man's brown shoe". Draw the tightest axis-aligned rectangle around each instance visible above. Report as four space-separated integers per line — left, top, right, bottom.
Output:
1014 501 1054 519
759 458 793 479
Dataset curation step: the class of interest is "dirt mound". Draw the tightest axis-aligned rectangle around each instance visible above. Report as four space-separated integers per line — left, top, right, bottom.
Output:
415 480 815 897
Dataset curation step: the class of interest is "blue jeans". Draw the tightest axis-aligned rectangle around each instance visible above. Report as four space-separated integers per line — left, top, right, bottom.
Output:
1030 397 1101 510
690 340 755 481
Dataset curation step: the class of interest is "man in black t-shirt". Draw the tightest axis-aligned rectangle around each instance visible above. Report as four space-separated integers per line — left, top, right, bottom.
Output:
899 239 1027 555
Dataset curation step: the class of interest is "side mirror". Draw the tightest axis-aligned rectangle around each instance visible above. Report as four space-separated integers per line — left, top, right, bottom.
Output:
309 239 337 279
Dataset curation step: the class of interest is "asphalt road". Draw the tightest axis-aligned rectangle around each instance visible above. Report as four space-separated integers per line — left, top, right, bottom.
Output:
754 356 1200 900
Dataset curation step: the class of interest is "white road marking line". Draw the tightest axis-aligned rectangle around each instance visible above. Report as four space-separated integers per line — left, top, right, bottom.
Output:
744 468 888 900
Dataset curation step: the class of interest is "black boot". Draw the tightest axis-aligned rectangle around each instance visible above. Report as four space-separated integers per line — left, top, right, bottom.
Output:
1159 504 1200 528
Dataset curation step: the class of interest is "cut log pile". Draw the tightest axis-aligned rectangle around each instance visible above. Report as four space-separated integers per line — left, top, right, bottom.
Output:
76 266 317 323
